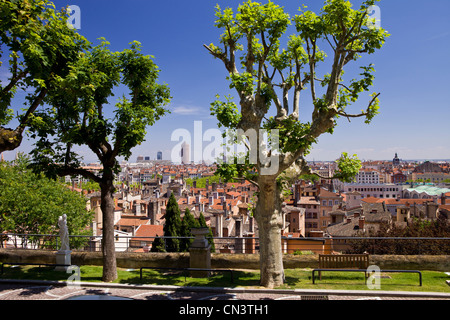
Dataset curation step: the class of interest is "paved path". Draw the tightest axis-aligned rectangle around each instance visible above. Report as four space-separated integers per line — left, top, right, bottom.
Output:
0 279 449 301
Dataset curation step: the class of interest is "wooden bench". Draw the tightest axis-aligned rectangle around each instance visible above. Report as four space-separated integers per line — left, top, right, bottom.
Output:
317 254 369 280
312 254 422 286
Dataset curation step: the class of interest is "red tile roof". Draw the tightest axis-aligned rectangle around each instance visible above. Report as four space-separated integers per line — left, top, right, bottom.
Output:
133 225 164 240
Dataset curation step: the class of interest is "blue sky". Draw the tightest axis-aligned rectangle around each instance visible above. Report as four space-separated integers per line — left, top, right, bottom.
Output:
2 0 450 163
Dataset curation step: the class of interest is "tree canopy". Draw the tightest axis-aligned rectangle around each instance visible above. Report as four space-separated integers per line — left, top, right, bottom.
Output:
0 0 89 152
0 154 93 247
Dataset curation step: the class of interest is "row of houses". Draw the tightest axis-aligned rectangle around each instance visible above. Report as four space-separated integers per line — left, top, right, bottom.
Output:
70 157 450 254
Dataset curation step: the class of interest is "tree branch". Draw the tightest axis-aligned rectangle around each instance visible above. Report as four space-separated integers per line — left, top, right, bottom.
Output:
336 93 380 119
18 87 48 131
55 165 102 184
232 176 260 189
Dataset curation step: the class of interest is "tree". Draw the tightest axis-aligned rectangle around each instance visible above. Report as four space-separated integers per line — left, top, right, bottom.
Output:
163 192 182 252
198 212 215 253
28 39 171 282
0 154 93 248
349 217 450 255
0 0 89 153
179 208 199 252
204 0 389 287
150 235 166 253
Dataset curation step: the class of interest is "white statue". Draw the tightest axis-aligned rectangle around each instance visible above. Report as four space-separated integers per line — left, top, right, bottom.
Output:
58 214 70 251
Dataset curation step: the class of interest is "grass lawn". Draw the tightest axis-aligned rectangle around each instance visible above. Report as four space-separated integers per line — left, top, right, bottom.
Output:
1 265 449 293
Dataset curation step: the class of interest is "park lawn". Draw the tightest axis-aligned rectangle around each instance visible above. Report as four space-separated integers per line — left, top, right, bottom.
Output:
1 265 449 293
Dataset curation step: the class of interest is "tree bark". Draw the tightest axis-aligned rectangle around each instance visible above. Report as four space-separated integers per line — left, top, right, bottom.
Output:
253 176 285 288
99 172 118 282
0 127 23 154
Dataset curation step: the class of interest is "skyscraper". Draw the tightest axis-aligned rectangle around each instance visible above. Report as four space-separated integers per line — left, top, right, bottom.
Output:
181 141 190 164
157 151 163 160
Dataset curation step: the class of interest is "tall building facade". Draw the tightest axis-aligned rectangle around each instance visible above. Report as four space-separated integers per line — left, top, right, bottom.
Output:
181 142 190 164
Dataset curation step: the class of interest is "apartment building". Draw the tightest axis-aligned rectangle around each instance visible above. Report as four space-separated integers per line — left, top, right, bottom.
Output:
343 183 402 199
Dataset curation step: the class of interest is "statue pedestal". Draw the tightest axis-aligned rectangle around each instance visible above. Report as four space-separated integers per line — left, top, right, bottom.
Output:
189 228 211 278
55 250 72 271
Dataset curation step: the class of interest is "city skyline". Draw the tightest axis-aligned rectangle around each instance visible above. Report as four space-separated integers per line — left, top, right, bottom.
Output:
1 0 449 163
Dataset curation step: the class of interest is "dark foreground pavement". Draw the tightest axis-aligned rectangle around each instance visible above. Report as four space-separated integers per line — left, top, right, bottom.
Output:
1 279 448 319
1 279 449 301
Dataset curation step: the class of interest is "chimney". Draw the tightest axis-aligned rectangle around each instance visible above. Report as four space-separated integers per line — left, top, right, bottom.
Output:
441 193 446 206
235 219 243 237
346 216 352 223
249 215 254 233
353 211 360 218
359 216 365 230
216 213 223 237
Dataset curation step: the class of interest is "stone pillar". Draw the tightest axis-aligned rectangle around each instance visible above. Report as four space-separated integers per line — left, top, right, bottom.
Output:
55 250 71 271
189 228 211 278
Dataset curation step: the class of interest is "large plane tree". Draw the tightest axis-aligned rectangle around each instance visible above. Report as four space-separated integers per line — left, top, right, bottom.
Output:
205 0 389 288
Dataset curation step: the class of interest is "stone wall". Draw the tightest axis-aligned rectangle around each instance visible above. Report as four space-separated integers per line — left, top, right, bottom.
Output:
0 249 449 272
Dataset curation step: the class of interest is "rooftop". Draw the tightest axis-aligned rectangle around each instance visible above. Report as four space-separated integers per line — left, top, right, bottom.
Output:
406 185 450 196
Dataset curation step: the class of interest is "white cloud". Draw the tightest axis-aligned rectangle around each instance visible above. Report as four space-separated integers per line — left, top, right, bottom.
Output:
172 105 203 115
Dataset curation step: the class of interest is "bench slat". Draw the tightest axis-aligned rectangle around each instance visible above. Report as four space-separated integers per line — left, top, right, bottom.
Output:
319 254 369 269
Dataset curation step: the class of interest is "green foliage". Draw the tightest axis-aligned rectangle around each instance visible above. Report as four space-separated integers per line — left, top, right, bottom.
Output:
150 236 166 253
214 158 257 184
161 196 215 253
0 0 89 146
198 212 215 253
80 180 100 192
0 154 93 247
263 116 315 154
179 208 200 252
334 152 362 183
163 192 182 252
206 0 389 193
185 175 222 188
28 38 171 178
210 95 242 129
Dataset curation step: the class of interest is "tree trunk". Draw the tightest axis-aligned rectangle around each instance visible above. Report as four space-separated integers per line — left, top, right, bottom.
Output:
254 176 285 288
100 175 118 282
0 127 23 154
